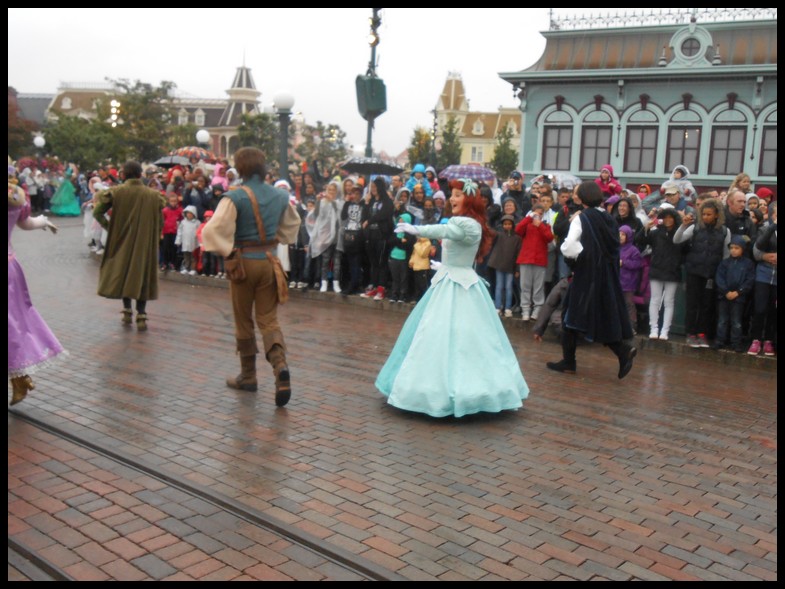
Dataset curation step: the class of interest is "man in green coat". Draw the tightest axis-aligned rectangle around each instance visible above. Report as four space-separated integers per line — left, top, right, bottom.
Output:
94 161 166 331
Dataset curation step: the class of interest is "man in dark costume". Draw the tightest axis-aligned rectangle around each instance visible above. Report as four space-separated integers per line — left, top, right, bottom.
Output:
546 181 637 379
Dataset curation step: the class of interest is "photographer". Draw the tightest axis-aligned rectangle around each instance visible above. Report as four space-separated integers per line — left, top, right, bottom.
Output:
182 175 211 221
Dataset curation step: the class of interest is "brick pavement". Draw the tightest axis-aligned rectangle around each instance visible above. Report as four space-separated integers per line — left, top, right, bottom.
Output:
7 218 777 580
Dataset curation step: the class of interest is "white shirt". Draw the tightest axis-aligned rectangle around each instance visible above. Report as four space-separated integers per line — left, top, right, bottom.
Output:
560 206 604 259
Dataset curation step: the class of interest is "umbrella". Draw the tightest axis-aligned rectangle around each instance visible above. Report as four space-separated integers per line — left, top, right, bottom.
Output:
339 156 403 176
169 146 217 163
153 155 189 168
531 171 582 190
438 164 496 182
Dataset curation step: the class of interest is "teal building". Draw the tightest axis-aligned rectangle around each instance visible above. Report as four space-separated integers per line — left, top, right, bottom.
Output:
499 8 777 194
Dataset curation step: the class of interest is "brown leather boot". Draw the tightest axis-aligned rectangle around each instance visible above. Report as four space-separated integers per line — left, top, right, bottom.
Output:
136 313 148 331
121 308 133 326
267 344 291 407
227 338 258 392
10 375 34 406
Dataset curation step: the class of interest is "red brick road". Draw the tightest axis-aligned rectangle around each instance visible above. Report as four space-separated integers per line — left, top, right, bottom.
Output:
8 218 777 580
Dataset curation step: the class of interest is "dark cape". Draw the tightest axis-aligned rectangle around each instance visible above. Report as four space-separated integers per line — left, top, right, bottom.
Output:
562 207 633 343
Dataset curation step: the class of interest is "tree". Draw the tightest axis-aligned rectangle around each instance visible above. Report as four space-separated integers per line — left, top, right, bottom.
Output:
295 121 349 176
42 78 179 168
102 78 178 163
488 125 519 180
43 113 123 171
237 113 280 166
436 115 462 169
8 89 37 160
166 123 201 153
407 127 432 169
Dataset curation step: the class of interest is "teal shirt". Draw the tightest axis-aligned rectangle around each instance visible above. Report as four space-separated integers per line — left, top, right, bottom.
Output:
390 212 412 260
227 176 289 259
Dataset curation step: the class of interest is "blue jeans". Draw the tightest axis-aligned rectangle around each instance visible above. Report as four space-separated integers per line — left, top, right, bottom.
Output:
716 299 744 347
494 270 514 310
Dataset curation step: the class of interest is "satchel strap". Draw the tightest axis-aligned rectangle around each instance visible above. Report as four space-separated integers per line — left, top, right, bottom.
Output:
235 185 279 250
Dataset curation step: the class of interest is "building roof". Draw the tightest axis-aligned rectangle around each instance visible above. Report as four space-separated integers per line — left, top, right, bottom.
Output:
437 73 469 112
525 21 776 73
15 94 54 126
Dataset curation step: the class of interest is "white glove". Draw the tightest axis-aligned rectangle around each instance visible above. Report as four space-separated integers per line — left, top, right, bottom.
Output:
395 222 419 236
429 260 442 271
18 214 58 234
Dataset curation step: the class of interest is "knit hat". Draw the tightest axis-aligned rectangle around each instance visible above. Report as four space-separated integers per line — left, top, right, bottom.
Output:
274 179 291 191
432 190 446 201
730 234 748 249
756 187 774 201
501 214 515 223
204 210 214 218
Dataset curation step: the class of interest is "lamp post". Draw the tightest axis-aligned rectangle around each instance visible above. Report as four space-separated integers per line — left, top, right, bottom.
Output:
274 92 295 184
430 109 438 167
33 135 45 158
365 8 381 157
196 128 210 146
110 99 121 128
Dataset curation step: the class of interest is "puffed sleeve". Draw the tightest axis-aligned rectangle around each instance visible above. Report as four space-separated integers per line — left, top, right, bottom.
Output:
202 197 237 257
276 203 302 245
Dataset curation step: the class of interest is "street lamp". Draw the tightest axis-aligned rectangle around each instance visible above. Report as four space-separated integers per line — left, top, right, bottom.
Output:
110 99 121 128
196 129 210 146
33 135 45 151
274 91 295 184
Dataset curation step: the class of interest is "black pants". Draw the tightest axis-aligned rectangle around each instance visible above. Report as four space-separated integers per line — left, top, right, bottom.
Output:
366 238 389 289
684 273 716 337
561 327 628 367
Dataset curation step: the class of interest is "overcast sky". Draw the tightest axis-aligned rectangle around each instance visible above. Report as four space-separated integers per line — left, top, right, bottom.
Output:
10 8 652 156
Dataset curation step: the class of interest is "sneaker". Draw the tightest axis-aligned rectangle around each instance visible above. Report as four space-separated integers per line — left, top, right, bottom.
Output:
733 344 747 354
546 359 576 374
373 287 386 301
747 339 762 355
649 329 659 340
697 334 709 348
296 282 307 289
711 341 725 350
687 335 700 348
289 281 296 288
762 341 775 356
189 269 197 276
95 249 104 255
522 313 531 321
659 334 669 341
504 309 513 318
531 313 539 321
181 268 188 275
360 287 377 299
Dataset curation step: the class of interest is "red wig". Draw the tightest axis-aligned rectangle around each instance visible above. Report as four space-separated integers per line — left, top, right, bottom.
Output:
447 179 495 260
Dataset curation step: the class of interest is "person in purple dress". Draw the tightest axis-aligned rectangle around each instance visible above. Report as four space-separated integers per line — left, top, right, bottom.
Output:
8 182 65 405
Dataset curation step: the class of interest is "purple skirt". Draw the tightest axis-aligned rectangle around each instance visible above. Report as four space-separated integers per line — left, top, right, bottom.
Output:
8 255 66 377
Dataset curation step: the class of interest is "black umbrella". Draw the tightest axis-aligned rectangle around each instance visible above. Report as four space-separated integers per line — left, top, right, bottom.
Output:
153 155 189 168
339 156 403 176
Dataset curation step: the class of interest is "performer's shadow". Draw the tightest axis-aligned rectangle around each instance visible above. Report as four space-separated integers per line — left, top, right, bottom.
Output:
380 401 523 425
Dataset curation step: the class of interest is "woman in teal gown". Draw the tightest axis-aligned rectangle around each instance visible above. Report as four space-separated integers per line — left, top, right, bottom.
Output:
376 178 529 418
50 165 81 217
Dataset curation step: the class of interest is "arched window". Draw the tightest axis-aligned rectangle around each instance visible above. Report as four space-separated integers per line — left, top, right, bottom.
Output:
195 109 206 127
61 97 72 110
709 108 747 175
178 109 189 126
580 110 613 172
625 109 659 173
542 110 573 170
666 110 702 173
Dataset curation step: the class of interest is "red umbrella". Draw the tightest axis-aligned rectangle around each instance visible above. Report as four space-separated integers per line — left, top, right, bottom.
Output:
169 146 216 163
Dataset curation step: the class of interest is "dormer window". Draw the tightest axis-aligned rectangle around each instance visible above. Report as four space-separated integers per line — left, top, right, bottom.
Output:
61 97 72 109
472 119 484 136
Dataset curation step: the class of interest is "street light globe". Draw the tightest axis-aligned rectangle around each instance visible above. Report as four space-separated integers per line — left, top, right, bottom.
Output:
273 92 295 113
196 129 210 144
33 136 45 149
